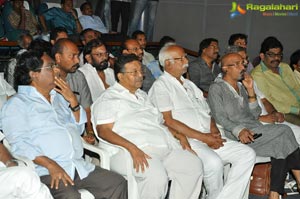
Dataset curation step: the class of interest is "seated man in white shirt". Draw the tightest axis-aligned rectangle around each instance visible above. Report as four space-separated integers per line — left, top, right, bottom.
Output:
0 132 53 199
91 54 203 199
79 2 108 34
79 39 116 102
148 44 256 199
1 51 127 199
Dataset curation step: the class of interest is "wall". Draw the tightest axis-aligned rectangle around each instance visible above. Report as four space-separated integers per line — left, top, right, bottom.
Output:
154 0 300 63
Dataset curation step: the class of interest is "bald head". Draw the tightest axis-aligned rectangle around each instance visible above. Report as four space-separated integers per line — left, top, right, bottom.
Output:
122 39 143 61
221 53 246 81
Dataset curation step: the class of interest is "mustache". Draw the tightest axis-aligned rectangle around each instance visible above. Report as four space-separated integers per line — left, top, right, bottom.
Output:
72 63 79 69
271 60 280 64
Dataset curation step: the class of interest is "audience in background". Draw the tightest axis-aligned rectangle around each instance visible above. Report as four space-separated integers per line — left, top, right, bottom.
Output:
39 0 82 37
4 0 38 41
110 0 131 35
251 36 300 126
132 30 155 66
79 2 108 34
128 0 159 41
79 28 99 66
228 33 254 72
49 27 68 45
290 49 300 84
121 38 155 92
188 38 221 97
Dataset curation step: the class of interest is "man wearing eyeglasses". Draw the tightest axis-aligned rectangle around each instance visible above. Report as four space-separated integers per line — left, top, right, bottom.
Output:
1 51 128 199
92 54 204 199
79 39 116 102
121 38 155 93
148 44 255 199
188 38 221 97
208 52 300 199
251 36 300 126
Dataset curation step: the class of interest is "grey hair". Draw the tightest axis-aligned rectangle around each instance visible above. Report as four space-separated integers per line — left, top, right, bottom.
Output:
158 43 177 67
225 45 246 54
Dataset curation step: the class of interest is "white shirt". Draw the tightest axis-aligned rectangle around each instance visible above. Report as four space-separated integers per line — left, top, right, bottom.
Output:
148 72 211 133
91 83 178 149
0 74 16 110
79 63 116 102
142 50 155 66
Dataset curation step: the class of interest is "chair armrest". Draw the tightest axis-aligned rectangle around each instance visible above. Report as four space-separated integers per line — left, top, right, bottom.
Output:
81 138 110 169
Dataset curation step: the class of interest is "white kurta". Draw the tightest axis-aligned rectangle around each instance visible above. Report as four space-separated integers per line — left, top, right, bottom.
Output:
148 72 255 199
79 63 116 102
91 82 203 199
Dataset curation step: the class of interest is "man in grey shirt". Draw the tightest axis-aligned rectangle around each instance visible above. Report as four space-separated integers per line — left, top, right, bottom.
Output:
188 38 221 97
208 52 300 199
52 38 94 135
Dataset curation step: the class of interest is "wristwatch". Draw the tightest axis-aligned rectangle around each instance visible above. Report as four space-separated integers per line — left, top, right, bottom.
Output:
69 104 80 112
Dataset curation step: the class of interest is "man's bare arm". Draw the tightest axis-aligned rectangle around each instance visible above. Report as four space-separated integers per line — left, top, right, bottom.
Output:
162 111 225 149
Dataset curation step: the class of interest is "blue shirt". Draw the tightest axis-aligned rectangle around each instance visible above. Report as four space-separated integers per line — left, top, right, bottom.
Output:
43 7 77 35
79 15 108 33
146 60 163 79
0 86 94 179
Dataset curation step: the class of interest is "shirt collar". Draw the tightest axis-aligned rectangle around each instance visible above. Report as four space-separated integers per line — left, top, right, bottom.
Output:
164 71 186 83
18 85 57 100
260 61 282 73
113 82 143 96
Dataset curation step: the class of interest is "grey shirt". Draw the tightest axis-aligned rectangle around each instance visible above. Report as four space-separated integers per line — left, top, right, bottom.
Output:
208 78 298 159
66 70 93 109
142 64 156 93
188 57 221 92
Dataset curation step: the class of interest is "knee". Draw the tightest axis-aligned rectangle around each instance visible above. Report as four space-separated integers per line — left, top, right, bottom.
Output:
149 169 168 186
204 156 223 174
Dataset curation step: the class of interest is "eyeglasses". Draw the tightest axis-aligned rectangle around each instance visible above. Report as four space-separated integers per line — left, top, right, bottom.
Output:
91 52 109 58
126 47 143 52
121 69 146 76
265 52 283 58
166 53 188 62
208 45 219 50
34 63 57 71
223 61 245 67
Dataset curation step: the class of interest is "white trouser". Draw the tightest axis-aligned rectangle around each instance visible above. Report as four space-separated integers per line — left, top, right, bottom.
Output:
110 146 203 199
0 166 53 199
189 138 256 199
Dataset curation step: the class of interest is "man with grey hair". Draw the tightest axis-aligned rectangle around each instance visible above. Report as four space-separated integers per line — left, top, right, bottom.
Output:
148 44 256 199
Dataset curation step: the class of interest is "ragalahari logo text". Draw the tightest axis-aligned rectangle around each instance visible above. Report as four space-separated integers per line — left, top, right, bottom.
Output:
230 2 246 18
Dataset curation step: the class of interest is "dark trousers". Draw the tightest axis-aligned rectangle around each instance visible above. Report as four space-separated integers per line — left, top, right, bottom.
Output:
270 148 300 194
41 166 128 199
111 1 131 35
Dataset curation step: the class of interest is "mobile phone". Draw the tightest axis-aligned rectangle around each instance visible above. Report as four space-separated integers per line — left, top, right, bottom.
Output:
253 133 262 140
